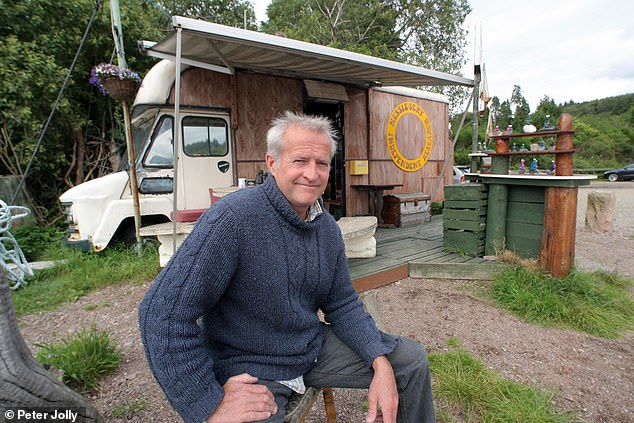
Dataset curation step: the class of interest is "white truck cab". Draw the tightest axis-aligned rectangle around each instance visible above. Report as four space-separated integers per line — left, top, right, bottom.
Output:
60 61 234 251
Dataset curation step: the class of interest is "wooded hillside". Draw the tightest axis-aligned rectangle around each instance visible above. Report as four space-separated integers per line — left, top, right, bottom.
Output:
453 93 634 171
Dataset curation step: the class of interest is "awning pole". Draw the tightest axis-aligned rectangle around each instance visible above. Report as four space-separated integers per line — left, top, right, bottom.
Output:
172 25 182 253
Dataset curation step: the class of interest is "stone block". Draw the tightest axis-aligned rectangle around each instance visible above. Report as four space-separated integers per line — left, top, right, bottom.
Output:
585 191 615 233
336 216 378 258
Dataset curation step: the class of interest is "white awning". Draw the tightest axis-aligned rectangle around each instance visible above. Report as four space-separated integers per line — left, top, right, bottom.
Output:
140 16 474 89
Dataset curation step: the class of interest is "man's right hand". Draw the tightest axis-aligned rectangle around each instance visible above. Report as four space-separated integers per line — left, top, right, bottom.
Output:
206 373 278 422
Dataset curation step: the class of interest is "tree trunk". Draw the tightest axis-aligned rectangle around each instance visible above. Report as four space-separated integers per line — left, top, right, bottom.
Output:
73 128 86 186
0 271 104 422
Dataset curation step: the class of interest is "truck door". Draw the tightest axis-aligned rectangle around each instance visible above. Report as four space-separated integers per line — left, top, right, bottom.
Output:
178 114 233 209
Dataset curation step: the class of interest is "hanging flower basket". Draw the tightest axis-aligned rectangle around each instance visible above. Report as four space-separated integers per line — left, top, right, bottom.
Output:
89 63 142 102
101 78 139 102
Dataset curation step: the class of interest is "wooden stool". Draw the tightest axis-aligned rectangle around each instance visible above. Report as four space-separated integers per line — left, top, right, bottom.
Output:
283 291 382 422
284 387 336 423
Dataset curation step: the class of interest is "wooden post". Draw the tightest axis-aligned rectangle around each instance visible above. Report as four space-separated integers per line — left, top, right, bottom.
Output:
492 136 510 175
539 187 578 277
538 113 578 277
555 113 574 176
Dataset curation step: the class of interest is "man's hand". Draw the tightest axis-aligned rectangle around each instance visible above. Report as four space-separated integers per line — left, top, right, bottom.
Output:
366 356 398 423
206 373 278 423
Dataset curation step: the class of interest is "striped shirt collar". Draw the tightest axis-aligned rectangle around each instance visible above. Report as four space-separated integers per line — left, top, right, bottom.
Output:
305 200 324 222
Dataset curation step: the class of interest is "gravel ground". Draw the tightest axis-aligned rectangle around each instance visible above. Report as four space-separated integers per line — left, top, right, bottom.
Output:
17 181 634 423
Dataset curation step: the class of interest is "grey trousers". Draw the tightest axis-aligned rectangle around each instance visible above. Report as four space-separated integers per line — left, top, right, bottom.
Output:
258 325 435 422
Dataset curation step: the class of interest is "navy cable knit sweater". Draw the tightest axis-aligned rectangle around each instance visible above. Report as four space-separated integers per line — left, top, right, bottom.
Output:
139 176 396 423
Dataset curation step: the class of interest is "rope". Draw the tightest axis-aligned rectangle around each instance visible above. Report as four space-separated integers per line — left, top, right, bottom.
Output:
10 0 103 205
0 200 33 290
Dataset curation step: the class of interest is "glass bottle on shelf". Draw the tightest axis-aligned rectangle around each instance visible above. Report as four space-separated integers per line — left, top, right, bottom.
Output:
518 159 526 174
529 158 538 174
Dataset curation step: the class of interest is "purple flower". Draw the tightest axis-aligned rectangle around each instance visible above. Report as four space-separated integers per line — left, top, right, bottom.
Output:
89 63 142 96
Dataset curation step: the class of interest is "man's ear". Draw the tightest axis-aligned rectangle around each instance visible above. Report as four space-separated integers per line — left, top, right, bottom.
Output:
265 153 276 175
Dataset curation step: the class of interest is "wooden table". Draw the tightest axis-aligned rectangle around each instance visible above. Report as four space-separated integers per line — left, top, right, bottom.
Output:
352 184 402 226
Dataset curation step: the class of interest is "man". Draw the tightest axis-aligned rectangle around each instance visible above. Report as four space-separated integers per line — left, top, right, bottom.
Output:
139 112 435 423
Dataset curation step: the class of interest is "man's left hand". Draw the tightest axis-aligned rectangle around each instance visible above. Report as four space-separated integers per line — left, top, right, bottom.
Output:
366 356 398 423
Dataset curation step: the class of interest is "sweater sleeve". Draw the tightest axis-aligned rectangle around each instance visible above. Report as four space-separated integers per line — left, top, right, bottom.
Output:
320 233 397 366
138 205 239 423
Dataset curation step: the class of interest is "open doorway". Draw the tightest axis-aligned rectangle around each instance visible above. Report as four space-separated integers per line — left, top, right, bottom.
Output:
304 101 345 219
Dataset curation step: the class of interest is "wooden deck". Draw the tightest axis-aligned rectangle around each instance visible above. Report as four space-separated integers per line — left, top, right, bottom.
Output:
349 215 503 291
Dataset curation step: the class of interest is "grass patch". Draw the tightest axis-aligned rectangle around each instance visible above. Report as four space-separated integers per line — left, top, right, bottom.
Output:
112 398 148 419
36 325 122 393
11 246 160 317
82 300 112 311
490 266 634 338
430 338 572 422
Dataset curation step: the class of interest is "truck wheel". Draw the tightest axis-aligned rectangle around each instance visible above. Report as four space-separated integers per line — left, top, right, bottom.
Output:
112 224 137 247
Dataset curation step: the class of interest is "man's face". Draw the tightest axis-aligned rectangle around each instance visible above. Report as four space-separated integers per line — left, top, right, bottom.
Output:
266 124 331 218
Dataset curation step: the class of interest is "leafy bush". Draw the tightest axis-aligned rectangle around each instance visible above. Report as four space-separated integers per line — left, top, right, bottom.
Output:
36 325 121 393
11 225 64 262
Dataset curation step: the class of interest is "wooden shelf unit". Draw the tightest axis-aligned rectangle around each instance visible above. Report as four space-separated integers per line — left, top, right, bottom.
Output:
476 114 595 277
489 126 575 176
488 149 575 157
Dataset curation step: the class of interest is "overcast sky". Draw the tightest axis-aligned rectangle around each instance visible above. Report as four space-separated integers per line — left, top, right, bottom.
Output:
253 0 634 111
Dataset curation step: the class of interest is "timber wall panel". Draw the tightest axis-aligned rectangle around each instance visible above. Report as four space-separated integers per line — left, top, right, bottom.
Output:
234 72 303 179
367 90 450 197
168 68 232 108
345 88 370 216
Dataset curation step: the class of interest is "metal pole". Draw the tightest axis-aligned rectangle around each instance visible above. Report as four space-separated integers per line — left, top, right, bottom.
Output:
470 65 481 173
172 26 183 254
110 0 142 254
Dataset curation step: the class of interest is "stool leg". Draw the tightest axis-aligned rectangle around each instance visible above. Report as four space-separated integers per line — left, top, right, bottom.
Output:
322 388 336 423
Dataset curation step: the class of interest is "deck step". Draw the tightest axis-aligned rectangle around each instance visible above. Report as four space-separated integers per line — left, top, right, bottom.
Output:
409 261 506 280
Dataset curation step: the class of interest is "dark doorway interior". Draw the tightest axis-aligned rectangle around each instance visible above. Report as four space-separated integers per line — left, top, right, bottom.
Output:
304 101 345 219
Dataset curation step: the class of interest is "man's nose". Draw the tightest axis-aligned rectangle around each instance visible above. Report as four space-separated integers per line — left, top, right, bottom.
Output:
303 161 320 181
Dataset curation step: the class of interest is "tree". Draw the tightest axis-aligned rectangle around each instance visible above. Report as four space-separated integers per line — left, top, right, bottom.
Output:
531 95 562 130
264 0 402 59
498 100 513 131
0 272 103 421
156 0 258 29
0 0 166 222
510 85 530 131
264 0 472 110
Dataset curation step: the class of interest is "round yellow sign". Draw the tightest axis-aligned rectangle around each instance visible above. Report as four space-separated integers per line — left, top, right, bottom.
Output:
385 102 433 172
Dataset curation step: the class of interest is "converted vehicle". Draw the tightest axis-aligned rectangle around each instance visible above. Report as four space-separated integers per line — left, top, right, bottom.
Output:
604 164 634 182
59 17 472 252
